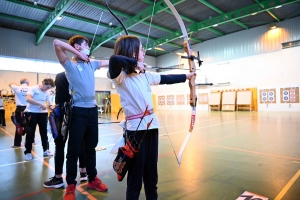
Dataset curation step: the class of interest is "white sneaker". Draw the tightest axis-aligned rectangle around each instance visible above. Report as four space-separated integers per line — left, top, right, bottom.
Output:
25 153 33 161
43 150 53 157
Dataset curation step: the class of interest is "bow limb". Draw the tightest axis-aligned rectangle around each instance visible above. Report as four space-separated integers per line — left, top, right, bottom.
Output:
105 1 128 35
164 0 197 166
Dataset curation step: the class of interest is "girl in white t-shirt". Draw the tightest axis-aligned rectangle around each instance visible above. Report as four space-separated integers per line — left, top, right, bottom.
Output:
108 35 195 200
23 78 55 161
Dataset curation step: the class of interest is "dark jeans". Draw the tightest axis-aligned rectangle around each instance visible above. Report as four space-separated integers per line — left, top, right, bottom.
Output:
66 106 98 185
54 104 86 175
13 106 26 146
0 109 5 126
126 129 158 200
24 112 48 154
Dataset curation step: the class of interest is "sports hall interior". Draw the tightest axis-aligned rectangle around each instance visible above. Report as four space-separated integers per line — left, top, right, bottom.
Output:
0 2 300 200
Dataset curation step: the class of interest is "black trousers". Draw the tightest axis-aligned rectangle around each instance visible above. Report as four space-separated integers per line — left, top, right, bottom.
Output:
13 106 26 146
24 112 48 154
66 106 98 185
54 104 86 175
126 129 158 200
0 109 5 126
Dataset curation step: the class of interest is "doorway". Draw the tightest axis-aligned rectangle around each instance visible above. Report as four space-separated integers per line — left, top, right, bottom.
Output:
95 91 111 114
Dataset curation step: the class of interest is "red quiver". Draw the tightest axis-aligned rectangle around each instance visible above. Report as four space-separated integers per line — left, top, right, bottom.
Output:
112 140 139 182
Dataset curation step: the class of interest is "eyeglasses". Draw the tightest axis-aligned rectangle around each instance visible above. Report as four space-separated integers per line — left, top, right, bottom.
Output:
141 47 146 53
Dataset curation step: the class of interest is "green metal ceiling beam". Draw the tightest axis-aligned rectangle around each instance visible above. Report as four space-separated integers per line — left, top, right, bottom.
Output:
0 12 180 54
7 0 184 49
36 0 75 45
90 0 184 52
147 0 300 49
206 27 223 36
0 13 96 38
199 0 249 29
78 0 178 35
6 0 51 12
189 37 202 43
254 0 280 21
164 9 222 36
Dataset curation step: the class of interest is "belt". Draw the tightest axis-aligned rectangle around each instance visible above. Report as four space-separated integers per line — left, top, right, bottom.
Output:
125 109 154 120
73 96 95 103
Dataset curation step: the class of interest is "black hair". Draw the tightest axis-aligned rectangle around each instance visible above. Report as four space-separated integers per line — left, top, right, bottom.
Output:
114 35 141 74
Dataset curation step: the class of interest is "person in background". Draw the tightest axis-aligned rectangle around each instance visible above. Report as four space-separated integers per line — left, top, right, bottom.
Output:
9 78 30 147
53 35 109 200
23 78 55 161
108 35 196 200
43 72 87 188
0 90 5 127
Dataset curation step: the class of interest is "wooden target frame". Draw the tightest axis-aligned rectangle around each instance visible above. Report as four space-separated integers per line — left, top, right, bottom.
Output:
198 93 208 104
260 89 276 104
280 87 299 103
176 94 185 105
158 95 165 105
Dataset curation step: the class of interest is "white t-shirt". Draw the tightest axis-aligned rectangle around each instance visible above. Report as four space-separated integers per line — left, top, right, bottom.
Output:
10 83 30 106
25 85 52 113
111 71 161 131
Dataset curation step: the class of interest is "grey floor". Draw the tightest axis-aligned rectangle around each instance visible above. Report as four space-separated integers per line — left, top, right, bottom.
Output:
0 111 299 200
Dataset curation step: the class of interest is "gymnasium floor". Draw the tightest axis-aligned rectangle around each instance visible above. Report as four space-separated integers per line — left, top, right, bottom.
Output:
0 111 299 200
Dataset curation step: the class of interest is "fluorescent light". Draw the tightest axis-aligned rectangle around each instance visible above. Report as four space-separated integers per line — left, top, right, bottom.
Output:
252 13 257 15
213 24 218 27
269 24 277 30
154 47 165 51
57 16 62 20
275 5 282 8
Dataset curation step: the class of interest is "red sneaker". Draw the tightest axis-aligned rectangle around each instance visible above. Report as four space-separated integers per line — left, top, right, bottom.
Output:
87 177 108 192
64 184 76 200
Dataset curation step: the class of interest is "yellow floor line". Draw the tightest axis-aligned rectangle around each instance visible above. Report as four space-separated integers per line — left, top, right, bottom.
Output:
274 169 300 200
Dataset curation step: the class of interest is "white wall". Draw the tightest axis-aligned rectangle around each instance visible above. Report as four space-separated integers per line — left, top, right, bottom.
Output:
153 46 300 111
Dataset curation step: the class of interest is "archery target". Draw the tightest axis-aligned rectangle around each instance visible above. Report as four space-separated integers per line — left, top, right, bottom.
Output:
261 92 267 102
268 91 274 102
198 93 208 104
167 95 174 105
283 90 289 101
176 94 185 105
290 88 296 102
280 87 299 103
158 96 165 105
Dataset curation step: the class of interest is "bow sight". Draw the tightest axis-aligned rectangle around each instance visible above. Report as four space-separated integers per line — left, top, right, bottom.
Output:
181 51 203 67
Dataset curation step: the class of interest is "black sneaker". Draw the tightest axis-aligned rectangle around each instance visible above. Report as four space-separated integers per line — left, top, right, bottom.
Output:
80 172 88 182
43 176 64 188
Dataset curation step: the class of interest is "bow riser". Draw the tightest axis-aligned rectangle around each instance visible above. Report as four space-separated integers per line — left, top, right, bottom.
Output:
183 41 197 108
